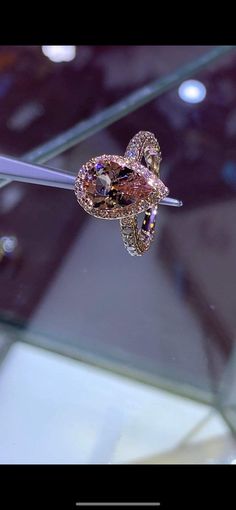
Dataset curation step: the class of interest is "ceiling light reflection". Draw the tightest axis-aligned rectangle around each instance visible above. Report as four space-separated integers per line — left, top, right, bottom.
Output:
1 236 18 253
42 46 76 63
178 79 206 104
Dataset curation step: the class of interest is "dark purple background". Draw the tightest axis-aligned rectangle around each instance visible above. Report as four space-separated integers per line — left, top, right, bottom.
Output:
1 45 236 399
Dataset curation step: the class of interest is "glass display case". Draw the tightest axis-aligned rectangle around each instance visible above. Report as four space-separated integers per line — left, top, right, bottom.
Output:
0 45 236 463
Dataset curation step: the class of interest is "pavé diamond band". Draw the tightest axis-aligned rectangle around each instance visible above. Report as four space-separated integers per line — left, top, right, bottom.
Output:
74 131 169 256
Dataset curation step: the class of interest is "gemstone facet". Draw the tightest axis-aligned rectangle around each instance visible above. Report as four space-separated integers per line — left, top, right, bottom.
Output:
95 173 112 196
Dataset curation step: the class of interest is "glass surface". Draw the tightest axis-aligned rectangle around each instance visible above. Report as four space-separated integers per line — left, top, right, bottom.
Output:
1 45 236 440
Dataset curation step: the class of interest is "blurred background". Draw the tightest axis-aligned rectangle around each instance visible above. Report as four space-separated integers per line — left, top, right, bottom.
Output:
1 45 236 463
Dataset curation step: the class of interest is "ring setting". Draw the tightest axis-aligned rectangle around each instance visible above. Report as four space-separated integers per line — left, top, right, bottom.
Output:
75 131 171 256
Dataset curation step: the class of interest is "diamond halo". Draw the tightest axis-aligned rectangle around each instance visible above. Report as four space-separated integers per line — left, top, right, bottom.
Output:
74 154 169 220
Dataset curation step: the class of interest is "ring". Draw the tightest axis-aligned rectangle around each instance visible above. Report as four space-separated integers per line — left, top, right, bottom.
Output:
74 131 169 256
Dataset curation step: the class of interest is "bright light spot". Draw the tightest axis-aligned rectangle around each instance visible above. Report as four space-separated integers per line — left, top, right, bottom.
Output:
42 46 76 63
178 79 206 104
1 236 18 253
231 459 236 464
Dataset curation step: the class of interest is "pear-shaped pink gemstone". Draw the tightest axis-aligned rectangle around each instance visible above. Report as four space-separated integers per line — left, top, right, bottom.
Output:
81 157 166 213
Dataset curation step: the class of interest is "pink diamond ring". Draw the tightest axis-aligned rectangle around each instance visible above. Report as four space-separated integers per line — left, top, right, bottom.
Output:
74 131 170 256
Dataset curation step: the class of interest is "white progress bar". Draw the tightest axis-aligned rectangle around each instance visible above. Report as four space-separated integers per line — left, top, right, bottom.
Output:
76 504 161 507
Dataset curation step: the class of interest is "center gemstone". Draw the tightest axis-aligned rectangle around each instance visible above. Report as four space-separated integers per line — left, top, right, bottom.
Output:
92 162 137 207
79 156 168 217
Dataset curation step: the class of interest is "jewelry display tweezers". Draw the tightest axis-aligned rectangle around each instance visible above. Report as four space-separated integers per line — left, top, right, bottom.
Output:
0 155 182 208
